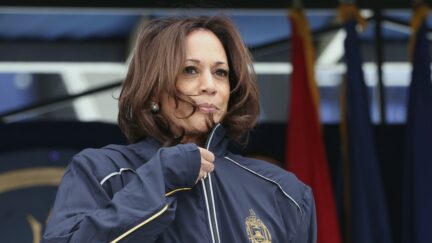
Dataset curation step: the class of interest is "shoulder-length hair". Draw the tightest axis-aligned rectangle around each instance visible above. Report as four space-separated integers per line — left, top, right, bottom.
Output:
118 15 260 145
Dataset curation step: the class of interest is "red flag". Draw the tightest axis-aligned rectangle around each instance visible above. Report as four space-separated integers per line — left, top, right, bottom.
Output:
285 9 342 243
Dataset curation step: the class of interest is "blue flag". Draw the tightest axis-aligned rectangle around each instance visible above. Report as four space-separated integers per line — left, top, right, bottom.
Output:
342 20 393 243
402 21 432 243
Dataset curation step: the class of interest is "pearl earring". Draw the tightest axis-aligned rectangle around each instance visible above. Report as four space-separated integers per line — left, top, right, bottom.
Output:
150 101 160 113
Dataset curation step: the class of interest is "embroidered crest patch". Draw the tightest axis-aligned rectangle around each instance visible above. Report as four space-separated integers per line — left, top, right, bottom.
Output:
245 209 272 243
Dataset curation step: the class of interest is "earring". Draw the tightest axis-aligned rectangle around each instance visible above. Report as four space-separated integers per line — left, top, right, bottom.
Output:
150 101 160 113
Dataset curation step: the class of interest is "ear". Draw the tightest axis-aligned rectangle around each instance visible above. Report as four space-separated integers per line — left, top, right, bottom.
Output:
150 94 158 102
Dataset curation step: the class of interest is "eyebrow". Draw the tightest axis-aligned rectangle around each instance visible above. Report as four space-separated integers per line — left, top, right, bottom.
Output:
186 59 227 66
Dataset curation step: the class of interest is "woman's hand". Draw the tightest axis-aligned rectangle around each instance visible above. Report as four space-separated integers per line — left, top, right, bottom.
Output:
196 147 215 183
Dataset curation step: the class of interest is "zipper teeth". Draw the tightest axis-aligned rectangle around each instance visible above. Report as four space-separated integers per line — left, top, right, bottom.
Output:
208 173 221 241
205 123 220 150
203 124 221 243
202 182 216 243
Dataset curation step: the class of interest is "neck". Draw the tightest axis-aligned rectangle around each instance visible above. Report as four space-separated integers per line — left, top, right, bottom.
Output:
181 134 206 146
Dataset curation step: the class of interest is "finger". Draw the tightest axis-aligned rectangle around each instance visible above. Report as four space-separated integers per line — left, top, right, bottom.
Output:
201 161 215 173
198 169 210 180
198 147 215 162
195 170 206 183
199 170 207 180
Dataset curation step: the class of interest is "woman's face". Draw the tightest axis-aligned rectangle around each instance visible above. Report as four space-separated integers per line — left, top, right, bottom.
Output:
160 29 230 143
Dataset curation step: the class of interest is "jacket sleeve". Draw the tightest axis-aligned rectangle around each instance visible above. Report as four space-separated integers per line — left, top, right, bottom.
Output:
295 186 317 243
42 143 201 243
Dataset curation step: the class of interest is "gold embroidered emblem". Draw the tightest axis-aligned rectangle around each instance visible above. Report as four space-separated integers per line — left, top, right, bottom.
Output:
245 209 272 243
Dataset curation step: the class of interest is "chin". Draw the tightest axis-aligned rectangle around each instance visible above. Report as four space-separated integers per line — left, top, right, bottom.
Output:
186 119 213 134
182 113 223 136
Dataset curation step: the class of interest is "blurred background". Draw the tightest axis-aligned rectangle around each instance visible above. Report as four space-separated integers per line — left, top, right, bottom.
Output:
0 0 430 243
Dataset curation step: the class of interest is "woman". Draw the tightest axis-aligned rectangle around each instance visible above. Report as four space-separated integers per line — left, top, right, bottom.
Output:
42 15 316 243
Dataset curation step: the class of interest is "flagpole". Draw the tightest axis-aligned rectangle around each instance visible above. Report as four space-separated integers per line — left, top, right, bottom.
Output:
373 7 386 124
338 3 356 243
292 0 302 8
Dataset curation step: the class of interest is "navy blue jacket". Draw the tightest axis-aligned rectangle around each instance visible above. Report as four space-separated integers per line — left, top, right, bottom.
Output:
42 124 316 242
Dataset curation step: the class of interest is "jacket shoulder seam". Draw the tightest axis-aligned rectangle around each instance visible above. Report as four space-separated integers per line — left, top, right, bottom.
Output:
224 156 303 214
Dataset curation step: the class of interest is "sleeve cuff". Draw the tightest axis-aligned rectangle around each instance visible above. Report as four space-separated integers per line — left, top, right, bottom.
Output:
160 143 201 193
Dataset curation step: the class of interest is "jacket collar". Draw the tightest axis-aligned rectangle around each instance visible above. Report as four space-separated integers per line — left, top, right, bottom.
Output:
204 123 229 156
134 123 229 157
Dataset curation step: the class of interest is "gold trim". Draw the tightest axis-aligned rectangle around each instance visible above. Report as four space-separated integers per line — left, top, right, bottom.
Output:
0 167 65 194
408 4 429 59
165 187 192 197
289 8 324 134
110 187 191 242
337 4 367 31
26 214 42 243
111 204 169 243
339 78 353 243
411 4 429 33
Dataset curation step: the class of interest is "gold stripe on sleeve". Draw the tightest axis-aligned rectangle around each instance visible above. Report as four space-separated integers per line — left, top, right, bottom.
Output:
111 204 169 243
165 187 192 197
110 187 192 242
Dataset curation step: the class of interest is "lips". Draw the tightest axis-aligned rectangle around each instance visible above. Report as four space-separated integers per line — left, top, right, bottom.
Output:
198 103 219 113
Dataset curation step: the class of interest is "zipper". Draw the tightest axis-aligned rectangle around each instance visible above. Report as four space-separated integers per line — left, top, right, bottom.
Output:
201 124 221 243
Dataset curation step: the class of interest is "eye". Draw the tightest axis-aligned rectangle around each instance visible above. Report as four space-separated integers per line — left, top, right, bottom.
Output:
215 69 229 78
183 66 198 75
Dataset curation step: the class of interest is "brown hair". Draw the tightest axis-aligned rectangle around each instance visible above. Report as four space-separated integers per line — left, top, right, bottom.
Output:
118 15 260 145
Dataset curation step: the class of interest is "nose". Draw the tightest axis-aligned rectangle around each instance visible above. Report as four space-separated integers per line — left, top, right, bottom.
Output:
199 70 216 95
